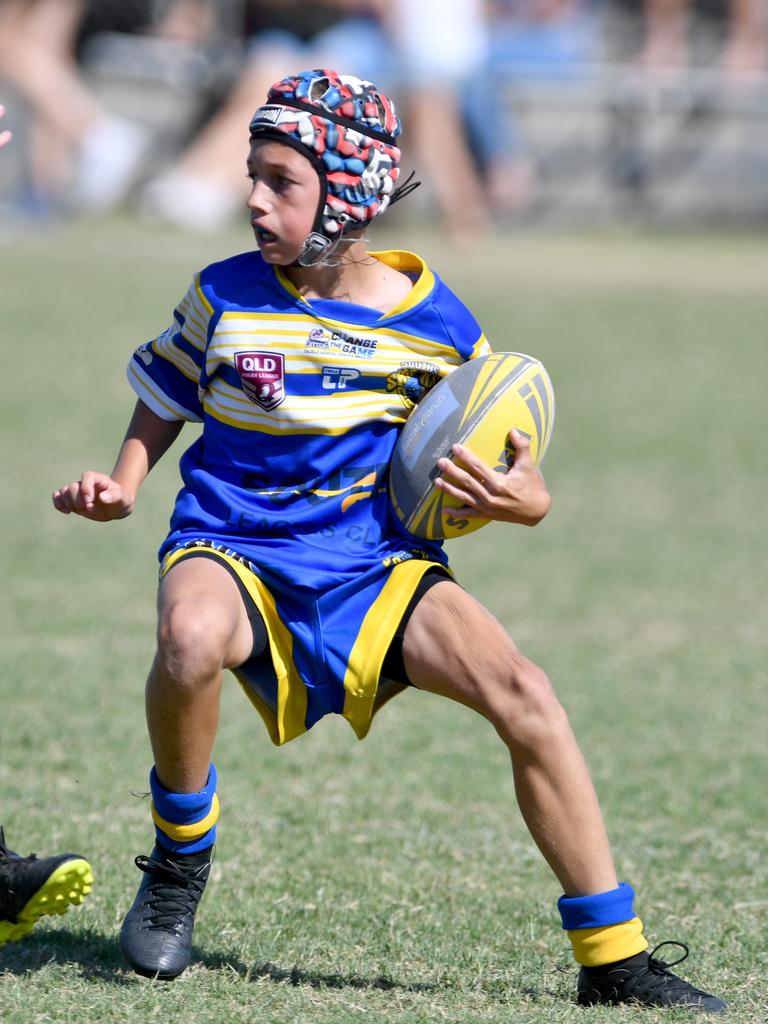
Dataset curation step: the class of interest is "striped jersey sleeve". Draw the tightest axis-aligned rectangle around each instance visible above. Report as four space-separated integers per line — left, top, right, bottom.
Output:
432 277 492 362
468 332 492 360
127 274 214 422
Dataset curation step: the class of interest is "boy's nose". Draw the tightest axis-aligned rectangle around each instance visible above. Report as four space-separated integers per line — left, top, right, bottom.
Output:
247 182 271 214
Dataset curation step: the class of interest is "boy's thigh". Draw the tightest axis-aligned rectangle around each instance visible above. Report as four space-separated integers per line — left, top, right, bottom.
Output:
158 554 255 669
402 580 526 713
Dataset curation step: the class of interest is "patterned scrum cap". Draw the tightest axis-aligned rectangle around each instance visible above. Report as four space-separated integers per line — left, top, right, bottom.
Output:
249 69 402 238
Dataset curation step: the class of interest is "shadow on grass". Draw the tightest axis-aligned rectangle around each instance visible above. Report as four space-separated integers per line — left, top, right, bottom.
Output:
0 931 436 994
197 955 562 1005
1 932 553 1004
199 951 437 993
0 927 131 984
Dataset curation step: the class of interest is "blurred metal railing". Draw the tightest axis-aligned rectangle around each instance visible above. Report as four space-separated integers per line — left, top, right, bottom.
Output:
504 63 768 223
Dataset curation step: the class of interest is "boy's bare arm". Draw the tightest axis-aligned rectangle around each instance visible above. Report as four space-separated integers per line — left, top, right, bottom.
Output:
52 400 184 522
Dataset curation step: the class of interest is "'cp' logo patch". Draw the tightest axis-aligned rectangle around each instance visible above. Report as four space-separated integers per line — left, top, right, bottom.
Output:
234 352 285 411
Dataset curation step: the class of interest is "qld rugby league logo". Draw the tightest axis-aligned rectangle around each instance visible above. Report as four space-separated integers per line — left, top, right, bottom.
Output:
235 351 285 411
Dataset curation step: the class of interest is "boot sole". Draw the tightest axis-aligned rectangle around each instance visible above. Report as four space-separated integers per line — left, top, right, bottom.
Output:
0 858 93 947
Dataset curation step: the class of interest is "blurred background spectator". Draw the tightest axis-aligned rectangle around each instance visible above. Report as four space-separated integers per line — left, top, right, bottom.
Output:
140 0 392 230
1 0 767 230
487 1 602 80
0 0 217 217
141 0 539 236
634 0 766 76
0 0 144 216
387 0 536 236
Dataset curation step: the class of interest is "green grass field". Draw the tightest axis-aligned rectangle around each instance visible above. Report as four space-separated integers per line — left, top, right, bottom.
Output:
1 219 766 1023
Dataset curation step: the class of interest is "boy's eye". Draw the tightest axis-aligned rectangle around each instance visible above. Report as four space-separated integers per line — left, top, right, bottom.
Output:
246 172 292 188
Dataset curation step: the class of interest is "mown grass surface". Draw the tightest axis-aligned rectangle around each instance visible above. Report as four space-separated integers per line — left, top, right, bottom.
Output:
1 220 766 1023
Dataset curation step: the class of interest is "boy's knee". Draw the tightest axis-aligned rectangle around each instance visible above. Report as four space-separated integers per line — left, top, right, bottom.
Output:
156 599 230 683
486 657 569 752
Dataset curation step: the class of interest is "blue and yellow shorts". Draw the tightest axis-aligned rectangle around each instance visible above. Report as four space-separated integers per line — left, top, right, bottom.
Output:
160 542 453 746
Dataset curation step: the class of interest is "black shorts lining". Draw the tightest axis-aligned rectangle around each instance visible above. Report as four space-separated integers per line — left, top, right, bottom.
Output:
380 567 457 686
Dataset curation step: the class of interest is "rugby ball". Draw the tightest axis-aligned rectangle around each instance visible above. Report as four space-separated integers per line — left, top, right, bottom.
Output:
389 351 554 540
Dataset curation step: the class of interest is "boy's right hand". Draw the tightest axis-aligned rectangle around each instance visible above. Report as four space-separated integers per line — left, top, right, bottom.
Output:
52 472 134 521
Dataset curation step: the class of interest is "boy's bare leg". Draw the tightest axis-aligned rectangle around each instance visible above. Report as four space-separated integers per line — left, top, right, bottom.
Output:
145 557 254 793
121 557 253 979
401 581 618 897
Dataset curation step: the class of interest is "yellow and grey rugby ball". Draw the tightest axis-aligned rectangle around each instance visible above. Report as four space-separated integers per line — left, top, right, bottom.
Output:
389 351 555 540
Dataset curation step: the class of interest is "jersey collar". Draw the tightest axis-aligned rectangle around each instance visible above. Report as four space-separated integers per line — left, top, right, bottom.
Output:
273 250 435 322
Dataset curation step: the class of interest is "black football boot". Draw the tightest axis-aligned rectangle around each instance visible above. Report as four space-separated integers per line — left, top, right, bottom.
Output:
0 826 93 947
578 941 727 1013
119 843 212 979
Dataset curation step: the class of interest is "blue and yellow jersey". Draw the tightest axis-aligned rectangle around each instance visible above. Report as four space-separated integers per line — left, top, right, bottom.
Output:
129 248 492 744
128 248 490 584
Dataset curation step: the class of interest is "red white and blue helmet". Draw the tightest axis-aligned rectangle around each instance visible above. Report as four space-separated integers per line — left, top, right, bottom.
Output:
249 69 414 265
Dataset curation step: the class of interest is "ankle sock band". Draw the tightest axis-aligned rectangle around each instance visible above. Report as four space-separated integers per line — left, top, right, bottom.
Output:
568 916 648 966
558 881 635 929
558 882 648 967
150 763 219 854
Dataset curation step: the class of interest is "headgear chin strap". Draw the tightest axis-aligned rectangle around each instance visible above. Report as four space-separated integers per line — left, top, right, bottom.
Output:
295 211 356 268
295 231 337 268
249 69 418 265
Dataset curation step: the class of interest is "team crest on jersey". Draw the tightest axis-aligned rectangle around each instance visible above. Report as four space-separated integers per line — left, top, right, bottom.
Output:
386 362 442 411
235 351 285 410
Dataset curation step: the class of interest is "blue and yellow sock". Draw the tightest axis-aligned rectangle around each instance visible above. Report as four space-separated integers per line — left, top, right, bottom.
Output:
150 763 220 855
558 882 648 967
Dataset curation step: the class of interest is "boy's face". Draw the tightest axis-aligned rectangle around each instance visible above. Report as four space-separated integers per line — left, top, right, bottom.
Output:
247 140 322 265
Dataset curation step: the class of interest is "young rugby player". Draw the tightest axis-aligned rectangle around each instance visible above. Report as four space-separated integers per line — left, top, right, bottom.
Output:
52 70 724 1010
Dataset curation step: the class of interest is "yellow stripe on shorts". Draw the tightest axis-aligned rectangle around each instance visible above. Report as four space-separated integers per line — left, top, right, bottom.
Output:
342 559 450 740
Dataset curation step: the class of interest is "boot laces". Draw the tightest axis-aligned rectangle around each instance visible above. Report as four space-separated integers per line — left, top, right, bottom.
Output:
648 940 690 972
134 853 209 933
637 941 709 999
